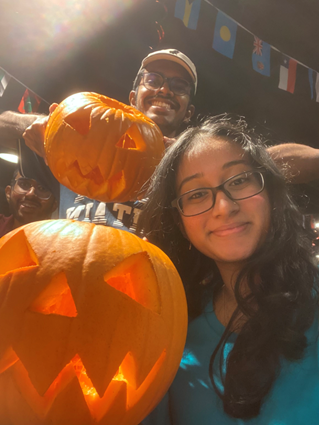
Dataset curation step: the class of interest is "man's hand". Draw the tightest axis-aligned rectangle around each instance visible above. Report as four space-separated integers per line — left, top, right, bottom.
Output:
22 103 58 160
268 143 319 184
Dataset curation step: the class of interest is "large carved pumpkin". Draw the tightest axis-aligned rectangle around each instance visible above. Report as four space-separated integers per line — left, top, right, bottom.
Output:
0 220 187 425
44 92 164 203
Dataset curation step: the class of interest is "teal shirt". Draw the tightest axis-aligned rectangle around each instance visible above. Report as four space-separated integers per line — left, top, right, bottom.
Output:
144 305 319 425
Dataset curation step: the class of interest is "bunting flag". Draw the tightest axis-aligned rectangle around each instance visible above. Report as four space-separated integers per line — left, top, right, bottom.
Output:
252 37 271 77
278 56 297 93
0 69 11 97
174 0 201 30
315 73 319 103
308 69 315 99
212 11 237 59
18 89 41 114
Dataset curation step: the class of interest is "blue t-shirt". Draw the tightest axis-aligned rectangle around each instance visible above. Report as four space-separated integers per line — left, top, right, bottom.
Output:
143 304 319 425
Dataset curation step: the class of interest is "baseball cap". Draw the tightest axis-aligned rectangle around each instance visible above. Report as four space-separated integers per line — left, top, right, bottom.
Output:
139 49 198 94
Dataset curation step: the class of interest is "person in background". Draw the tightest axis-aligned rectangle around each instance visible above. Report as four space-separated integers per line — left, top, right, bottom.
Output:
0 169 58 237
139 116 319 425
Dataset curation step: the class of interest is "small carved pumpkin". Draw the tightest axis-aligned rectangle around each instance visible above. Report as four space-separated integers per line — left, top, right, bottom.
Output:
44 92 164 203
0 220 187 425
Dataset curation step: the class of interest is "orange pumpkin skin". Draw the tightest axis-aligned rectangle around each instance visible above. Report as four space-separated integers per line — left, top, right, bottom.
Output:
0 220 187 425
44 92 165 203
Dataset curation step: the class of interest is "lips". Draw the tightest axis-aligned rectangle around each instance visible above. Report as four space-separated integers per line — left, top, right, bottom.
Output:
148 97 177 111
211 222 249 237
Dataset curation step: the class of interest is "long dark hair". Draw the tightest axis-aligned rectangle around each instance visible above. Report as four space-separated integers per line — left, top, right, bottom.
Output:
138 116 318 419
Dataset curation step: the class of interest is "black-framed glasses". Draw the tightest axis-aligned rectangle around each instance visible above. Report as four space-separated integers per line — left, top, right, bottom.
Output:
140 72 192 96
171 170 265 217
12 178 52 200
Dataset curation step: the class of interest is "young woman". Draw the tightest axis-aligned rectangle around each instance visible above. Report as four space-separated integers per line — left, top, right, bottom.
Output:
139 117 319 424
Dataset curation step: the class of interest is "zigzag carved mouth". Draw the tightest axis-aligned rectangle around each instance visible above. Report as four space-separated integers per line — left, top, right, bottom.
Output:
10 349 166 422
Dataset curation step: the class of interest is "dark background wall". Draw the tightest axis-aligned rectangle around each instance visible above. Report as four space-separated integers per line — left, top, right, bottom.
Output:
0 0 318 212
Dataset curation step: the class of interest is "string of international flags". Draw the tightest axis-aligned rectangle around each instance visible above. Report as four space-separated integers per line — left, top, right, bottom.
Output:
0 66 49 113
174 0 319 100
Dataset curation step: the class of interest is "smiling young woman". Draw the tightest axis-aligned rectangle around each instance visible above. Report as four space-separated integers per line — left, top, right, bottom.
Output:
138 116 319 425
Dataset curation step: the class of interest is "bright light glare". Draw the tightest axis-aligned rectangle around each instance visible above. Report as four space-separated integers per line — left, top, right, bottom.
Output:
315 223 319 228
0 153 18 163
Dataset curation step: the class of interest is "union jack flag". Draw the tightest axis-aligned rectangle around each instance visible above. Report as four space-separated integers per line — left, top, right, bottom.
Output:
253 36 263 56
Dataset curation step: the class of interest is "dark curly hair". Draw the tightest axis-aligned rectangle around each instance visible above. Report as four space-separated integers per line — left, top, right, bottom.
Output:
137 115 318 419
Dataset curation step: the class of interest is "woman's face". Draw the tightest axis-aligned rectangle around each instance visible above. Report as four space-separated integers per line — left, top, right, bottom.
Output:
175 138 271 269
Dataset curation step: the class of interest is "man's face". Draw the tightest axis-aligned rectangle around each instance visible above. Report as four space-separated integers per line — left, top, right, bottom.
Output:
5 173 57 226
129 60 195 138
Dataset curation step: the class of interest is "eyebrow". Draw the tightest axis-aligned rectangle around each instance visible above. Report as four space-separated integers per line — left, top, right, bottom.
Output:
177 159 249 192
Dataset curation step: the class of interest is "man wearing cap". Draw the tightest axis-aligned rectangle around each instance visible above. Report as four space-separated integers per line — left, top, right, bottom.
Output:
129 49 196 144
0 49 197 230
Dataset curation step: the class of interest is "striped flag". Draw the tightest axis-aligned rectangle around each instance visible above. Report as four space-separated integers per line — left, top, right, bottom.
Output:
0 69 11 97
278 56 297 94
174 0 201 30
18 89 41 113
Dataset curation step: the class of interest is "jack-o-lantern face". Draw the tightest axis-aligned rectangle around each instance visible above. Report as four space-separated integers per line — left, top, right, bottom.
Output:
0 220 187 425
44 92 165 203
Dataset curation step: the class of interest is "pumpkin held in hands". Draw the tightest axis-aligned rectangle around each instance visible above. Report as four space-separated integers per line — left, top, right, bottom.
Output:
0 220 187 425
44 92 164 203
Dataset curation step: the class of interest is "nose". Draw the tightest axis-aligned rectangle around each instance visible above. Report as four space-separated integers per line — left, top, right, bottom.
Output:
25 186 38 197
157 80 174 97
211 191 239 218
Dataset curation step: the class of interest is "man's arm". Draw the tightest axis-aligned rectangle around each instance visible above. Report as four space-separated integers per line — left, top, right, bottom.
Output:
0 111 39 150
0 104 58 158
268 143 319 184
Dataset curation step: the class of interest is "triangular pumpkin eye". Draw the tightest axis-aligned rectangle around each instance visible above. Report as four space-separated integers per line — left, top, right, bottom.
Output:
64 107 92 136
116 124 147 151
104 252 161 314
29 272 78 318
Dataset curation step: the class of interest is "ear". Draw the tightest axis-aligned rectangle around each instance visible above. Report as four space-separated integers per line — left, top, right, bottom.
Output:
182 104 195 124
5 186 11 204
129 90 137 107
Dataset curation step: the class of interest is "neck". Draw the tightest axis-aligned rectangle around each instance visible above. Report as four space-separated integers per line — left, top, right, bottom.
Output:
217 262 241 296
158 124 177 138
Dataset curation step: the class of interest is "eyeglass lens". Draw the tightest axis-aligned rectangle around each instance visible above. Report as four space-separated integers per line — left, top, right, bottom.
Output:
14 178 51 199
178 171 264 216
143 73 191 96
